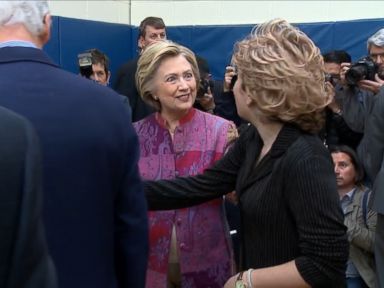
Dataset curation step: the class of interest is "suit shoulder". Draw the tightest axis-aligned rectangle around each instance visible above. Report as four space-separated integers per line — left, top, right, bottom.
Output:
116 57 139 75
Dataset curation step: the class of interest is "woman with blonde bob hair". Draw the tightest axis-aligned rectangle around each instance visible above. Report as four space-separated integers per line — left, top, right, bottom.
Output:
145 19 349 287
134 40 235 287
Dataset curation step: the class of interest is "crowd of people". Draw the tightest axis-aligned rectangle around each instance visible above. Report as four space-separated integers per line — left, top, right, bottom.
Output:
0 1 383 288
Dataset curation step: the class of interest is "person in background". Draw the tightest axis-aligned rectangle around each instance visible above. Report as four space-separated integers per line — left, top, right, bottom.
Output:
193 55 216 113
145 18 349 288
0 1 148 288
323 50 352 87
212 64 243 127
0 107 57 288
321 50 363 149
115 16 166 121
78 48 111 86
330 145 377 288
78 48 131 108
134 40 235 288
357 82 384 287
338 28 384 139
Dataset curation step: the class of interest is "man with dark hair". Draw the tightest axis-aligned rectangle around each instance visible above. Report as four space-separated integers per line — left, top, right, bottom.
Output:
78 48 111 86
137 16 166 52
338 29 384 135
90 49 111 85
340 27 384 288
0 2 148 288
323 50 352 87
114 16 166 122
321 50 363 148
194 55 216 113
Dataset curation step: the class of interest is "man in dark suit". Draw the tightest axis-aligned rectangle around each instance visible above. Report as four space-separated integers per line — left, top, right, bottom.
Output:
114 16 166 122
0 107 57 288
358 86 384 287
0 2 148 288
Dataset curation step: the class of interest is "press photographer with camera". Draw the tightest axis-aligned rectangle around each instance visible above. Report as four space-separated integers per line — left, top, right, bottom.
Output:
193 56 216 113
78 49 131 109
78 48 111 86
339 28 384 288
321 50 363 149
337 28 384 135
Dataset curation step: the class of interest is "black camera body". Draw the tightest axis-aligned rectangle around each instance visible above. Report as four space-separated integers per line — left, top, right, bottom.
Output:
78 52 93 79
345 57 377 86
197 79 214 98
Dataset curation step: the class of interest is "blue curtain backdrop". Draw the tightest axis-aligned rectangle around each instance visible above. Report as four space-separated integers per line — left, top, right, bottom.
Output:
43 16 384 84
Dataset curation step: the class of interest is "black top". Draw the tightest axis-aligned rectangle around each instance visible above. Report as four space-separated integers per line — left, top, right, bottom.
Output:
146 123 348 287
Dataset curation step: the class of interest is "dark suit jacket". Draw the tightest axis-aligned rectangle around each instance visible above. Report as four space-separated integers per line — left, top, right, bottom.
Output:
0 107 56 288
114 57 155 122
0 47 148 288
358 87 384 213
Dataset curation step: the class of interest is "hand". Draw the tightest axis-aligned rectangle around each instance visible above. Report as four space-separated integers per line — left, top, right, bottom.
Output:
358 77 383 94
224 66 236 92
339 62 351 86
326 83 341 113
196 87 215 112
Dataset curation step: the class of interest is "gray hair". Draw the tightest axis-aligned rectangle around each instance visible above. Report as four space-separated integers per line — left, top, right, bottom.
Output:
367 28 384 51
0 1 49 36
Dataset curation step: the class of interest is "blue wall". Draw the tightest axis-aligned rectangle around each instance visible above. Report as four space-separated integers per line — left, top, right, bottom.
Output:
43 16 384 83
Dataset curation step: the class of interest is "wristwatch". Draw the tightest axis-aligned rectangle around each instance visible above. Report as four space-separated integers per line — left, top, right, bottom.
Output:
235 271 247 288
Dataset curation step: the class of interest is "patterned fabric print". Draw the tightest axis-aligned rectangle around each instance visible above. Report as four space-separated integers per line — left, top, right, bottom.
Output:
134 109 234 288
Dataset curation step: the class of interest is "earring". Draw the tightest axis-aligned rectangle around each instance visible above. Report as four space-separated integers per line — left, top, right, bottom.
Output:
153 96 158 101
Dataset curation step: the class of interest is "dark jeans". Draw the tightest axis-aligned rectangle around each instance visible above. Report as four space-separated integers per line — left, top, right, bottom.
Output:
346 277 368 288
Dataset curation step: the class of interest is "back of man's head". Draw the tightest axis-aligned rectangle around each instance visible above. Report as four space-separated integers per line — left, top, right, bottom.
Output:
138 16 165 38
0 1 49 37
323 50 351 64
367 28 384 51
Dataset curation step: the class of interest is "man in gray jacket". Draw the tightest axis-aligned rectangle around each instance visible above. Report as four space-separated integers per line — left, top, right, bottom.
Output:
337 28 384 134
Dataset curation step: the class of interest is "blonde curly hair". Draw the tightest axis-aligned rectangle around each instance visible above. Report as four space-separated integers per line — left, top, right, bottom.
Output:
232 18 331 133
136 40 200 112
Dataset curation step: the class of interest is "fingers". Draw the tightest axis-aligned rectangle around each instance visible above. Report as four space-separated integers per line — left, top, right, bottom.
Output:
358 79 383 94
224 66 236 92
340 62 351 84
375 73 384 85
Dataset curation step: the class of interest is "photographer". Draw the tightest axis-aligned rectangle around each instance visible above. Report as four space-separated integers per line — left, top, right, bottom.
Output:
341 28 384 288
78 48 111 86
322 50 363 149
194 56 216 113
337 29 384 135
78 49 130 109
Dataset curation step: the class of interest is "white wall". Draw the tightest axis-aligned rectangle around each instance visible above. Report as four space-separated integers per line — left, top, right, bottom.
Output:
48 0 384 26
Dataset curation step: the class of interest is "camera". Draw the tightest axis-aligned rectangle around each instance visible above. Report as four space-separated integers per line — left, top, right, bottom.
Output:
197 79 214 98
345 57 378 86
78 52 93 79
325 73 340 87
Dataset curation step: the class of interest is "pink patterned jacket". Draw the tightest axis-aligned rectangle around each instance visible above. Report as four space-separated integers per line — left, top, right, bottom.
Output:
134 108 234 288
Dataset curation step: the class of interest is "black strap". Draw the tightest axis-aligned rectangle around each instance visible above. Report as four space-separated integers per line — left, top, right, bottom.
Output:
361 189 369 228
